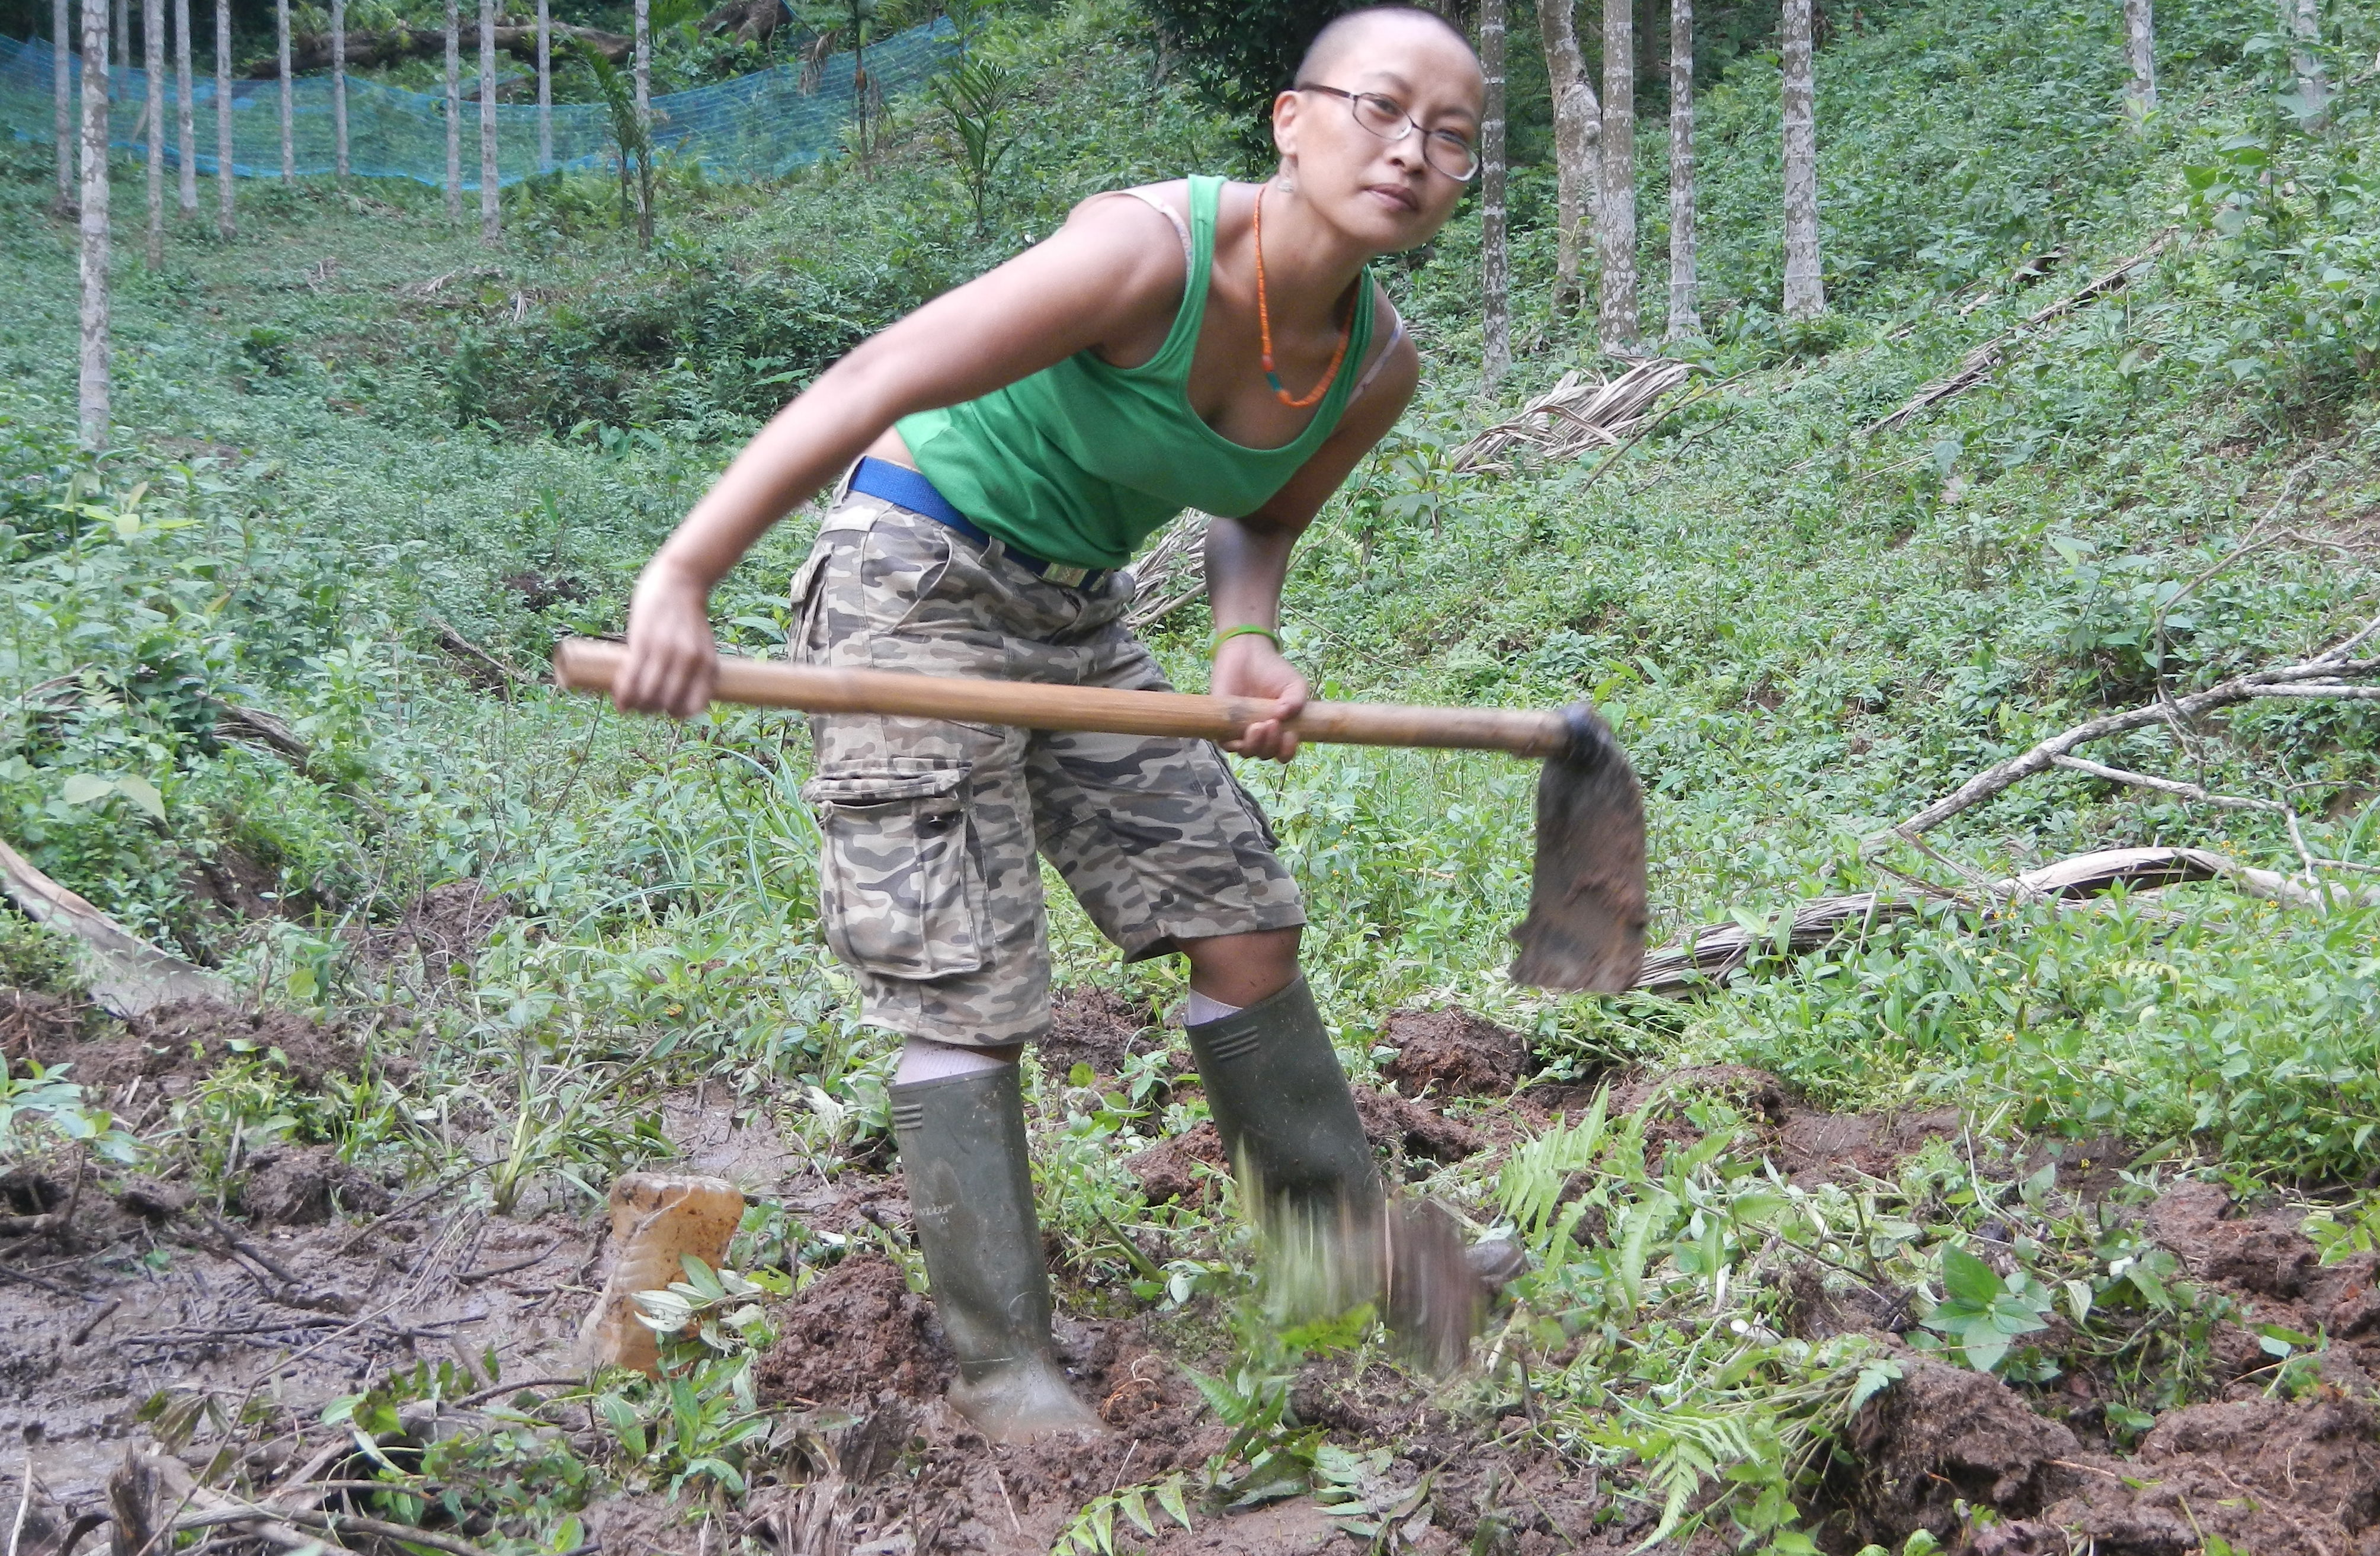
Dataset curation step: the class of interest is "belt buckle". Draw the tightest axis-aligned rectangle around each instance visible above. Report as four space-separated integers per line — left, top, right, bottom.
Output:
1042 562 1090 588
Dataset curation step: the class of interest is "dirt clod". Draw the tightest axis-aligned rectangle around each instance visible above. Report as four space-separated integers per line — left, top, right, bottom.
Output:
238 1145 392 1226
1380 1007 1528 1099
114 1178 194 1221
1127 1122 1226 1205
754 1253 950 1408
1035 985 1155 1079
1353 1087 1484 1164
1837 1356 2084 1542
397 881 509 985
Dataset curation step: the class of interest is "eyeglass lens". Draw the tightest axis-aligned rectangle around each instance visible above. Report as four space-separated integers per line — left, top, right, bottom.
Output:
1348 92 1478 180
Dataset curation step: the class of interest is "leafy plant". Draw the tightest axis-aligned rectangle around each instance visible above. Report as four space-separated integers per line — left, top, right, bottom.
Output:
930 58 1017 237
569 40 656 247
1918 1244 2055 1373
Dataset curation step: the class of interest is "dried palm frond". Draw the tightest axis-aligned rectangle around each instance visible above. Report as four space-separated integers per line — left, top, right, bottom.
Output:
1450 357 1697 473
1125 511 1210 632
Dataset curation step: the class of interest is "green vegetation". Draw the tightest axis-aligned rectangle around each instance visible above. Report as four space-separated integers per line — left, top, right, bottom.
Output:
4 0 2379 1546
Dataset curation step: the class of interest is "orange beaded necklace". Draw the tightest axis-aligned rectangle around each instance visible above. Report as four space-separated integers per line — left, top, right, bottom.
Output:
1253 183 1355 410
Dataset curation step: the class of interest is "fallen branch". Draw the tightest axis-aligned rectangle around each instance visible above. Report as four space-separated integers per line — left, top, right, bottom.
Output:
1863 607 2380 853
1865 233 2174 436
1451 358 1699 473
0 835 228 1017
430 621 542 691
1633 844 2376 995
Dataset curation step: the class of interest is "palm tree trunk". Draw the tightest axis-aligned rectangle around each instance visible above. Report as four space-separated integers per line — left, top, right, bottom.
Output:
173 0 194 216
331 0 347 180
213 0 232 235
444 0 460 219
1479 0 1509 385
1779 0 1823 319
55 0 75 213
479 0 498 242
537 0 552 172
275 0 290 180
1597 0 1638 351
112 0 124 67
79 0 112 447
1665 0 1697 342
1535 0 1599 319
2122 0 2154 117
144 0 162 266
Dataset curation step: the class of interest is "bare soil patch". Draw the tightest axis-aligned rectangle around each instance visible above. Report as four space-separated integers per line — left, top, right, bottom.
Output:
1036 985 1159 1079
1379 1007 1529 1100
755 1253 951 1408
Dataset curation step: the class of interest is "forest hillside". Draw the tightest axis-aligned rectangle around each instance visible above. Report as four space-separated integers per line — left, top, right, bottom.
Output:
2 0 2379 1550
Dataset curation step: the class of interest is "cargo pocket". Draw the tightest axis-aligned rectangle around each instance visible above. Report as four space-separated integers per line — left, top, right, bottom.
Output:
802 765 987 979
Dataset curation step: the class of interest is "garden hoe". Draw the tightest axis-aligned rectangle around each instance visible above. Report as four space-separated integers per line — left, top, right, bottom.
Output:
553 638 1649 991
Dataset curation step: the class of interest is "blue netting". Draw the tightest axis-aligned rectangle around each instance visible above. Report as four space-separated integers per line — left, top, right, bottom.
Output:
0 21 952 185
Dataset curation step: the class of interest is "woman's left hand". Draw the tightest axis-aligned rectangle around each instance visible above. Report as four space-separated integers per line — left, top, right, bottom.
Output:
1213 632 1309 762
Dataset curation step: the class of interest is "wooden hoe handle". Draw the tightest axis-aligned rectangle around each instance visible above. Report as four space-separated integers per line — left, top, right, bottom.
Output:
553 638 1574 759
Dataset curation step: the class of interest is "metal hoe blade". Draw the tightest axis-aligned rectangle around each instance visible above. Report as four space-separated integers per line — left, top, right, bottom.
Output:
1508 703 1649 992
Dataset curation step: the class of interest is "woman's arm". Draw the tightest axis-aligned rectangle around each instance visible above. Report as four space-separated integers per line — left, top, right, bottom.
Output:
1209 326 1420 761
614 196 1190 718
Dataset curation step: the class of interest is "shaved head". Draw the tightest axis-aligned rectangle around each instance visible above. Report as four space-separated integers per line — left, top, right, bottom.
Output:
1294 5 1478 89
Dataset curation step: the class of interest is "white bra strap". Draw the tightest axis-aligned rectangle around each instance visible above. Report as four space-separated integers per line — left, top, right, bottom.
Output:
1097 187 1194 268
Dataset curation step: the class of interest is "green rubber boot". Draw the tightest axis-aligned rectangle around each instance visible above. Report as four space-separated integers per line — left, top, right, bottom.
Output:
1185 977 1485 1370
891 1065 1106 1442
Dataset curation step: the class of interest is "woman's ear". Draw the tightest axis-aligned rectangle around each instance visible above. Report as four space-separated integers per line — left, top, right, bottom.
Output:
1270 88 1303 163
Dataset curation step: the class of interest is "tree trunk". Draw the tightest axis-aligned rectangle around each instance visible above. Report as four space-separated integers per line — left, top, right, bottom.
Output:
331 0 347 180
54 0 73 213
2290 0 2326 127
275 0 290 178
634 0 650 130
1779 0 1823 319
2122 0 2154 116
537 0 552 172
213 0 232 235
112 0 123 67
173 0 194 216
478 0 498 242
1479 0 1509 386
1665 0 1697 341
1536 0 1600 319
1597 0 1638 351
444 0 460 219
79 0 111 447
143 0 162 266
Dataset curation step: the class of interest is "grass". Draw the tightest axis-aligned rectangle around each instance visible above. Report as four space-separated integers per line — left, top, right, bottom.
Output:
2 0 2379 1544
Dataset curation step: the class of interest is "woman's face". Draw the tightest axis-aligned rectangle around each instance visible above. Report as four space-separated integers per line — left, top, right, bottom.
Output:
1271 19 1484 254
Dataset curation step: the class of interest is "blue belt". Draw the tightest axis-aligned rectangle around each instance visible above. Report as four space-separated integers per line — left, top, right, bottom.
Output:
848 457 1110 590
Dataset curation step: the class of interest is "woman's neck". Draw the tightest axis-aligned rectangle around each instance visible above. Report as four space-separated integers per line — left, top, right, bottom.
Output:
1241 179 1375 325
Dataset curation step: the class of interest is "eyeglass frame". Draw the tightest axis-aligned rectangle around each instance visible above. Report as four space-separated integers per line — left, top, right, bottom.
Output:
1290 82 1481 183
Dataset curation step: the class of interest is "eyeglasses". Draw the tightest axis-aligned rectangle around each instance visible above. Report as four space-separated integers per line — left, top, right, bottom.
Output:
1293 83 1481 182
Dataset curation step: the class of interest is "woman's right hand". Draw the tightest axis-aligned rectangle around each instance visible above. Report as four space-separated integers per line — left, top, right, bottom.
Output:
613 562 719 720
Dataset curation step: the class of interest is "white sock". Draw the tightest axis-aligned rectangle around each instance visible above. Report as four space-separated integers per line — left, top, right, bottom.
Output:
895 1037 1016 1085
1186 990 1244 1026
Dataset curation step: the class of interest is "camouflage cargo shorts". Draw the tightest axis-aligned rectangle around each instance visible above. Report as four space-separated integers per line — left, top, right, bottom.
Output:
790 488 1305 1048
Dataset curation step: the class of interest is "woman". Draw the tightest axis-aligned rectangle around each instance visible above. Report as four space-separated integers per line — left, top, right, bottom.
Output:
613 5 1488 1441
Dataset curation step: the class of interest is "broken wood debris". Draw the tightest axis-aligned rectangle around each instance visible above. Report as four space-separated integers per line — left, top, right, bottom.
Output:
1866 232 2175 436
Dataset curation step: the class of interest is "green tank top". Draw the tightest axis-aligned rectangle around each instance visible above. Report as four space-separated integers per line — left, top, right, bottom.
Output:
895 175 1378 570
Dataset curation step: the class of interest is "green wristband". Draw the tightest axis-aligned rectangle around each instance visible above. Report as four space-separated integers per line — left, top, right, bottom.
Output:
1210 624 1284 657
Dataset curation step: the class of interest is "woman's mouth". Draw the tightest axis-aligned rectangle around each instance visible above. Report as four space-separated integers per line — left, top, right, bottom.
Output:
1364 183 1420 214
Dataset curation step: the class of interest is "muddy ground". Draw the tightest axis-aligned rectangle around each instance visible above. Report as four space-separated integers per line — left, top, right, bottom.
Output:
4 994 2376 1556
